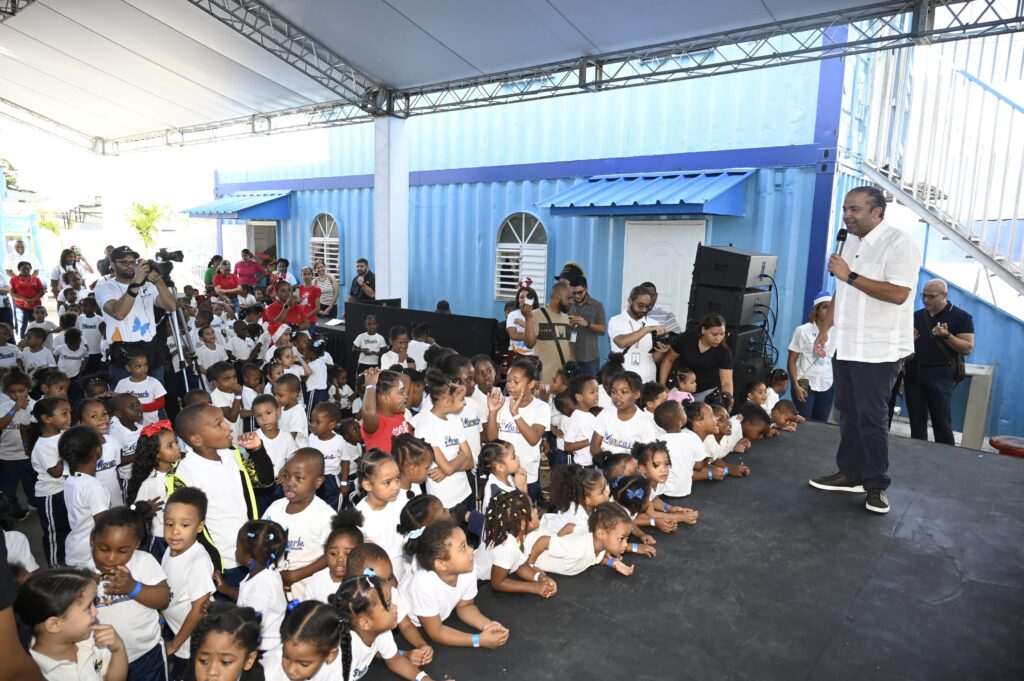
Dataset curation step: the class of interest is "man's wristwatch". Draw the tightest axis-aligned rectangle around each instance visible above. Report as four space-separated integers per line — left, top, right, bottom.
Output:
846 271 860 285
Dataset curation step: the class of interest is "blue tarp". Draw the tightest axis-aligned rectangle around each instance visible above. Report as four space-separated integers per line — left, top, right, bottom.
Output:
183 191 291 220
537 169 753 216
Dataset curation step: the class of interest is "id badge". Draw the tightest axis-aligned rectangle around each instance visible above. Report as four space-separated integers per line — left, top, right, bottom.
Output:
570 330 578 343
630 351 641 366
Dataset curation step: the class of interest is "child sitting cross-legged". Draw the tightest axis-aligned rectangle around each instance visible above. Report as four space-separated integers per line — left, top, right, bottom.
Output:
474 490 557 598
526 501 635 576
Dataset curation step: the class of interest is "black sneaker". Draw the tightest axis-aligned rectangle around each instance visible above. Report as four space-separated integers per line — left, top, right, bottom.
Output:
9 509 29 522
865 489 890 514
808 471 865 493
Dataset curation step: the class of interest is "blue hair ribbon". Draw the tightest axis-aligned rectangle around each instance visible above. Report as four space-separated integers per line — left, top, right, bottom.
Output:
287 599 301 612
408 527 425 539
362 567 376 577
626 488 644 500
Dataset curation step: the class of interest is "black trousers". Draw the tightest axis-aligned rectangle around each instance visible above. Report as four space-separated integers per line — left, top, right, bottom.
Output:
904 363 956 445
832 358 902 491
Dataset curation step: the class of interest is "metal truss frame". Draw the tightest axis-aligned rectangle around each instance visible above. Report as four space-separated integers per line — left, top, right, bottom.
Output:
5 0 1022 153
0 0 35 22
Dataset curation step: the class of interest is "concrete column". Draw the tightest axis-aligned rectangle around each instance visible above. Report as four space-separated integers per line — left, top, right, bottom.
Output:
373 116 409 304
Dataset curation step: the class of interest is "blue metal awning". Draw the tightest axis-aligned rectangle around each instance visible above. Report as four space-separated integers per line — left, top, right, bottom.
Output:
538 169 754 217
183 191 291 220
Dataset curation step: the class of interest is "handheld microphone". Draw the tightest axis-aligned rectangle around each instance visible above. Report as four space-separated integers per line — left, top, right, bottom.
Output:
828 228 848 277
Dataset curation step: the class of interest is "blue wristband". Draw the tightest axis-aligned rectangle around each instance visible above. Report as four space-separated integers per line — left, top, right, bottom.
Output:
631 543 638 553
724 466 729 476
606 557 616 568
398 649 405 656
662 502 670 512
708 469 713 480
471 633 481 648
128 581 143 599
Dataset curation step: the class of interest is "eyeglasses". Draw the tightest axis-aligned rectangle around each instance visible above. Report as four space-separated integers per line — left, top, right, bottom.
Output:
113 259 139 266
633 302 652 310
921 293 943 300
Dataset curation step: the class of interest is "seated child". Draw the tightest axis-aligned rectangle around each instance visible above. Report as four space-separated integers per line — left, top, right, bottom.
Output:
474 490 557 598
562 375 600 467
526 502 635 576
745 380 770 415
738 401 774 442
639 381 668 415
766 368 789 413
217 520 288 653
303 509 364 603
633 441 699 525
540 463 608 536
667 366 697 404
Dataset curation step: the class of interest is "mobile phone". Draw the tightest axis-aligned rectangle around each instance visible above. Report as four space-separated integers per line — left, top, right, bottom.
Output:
525 296 535 306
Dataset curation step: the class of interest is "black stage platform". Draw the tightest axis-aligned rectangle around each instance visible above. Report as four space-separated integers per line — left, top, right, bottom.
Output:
366 421 1024 681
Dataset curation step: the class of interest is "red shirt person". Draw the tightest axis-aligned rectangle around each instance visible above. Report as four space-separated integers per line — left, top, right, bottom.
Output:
212 261 243 301
262 280 311 334
298 266 321 326
10 261 46 311
233 249 266 287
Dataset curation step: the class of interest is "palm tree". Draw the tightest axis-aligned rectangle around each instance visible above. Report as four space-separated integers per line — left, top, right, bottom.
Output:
126 202 168 250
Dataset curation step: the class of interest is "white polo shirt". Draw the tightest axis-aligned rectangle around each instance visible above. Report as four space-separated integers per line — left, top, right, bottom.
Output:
831 221 922 363
173 448 249 570
30 637 112 681
607 310 657 382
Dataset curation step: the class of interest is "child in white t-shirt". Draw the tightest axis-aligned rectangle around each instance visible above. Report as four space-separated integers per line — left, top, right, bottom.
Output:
61 425 111 567
0 322 22 369
109 393 142 489
273 374 308 444
353 315 386 371
307 401 346 510
74 398 124 506
240 363 263 432
563 375 600 467
53 327 89 382
26 306 56 349
356 451 408 581
526 501 634 577
591 373 657 455
20 327 56 376
302 509 365 604
541 464 608 536
474 489 556 598
252 394 297 479
328 365 354 412
208 362 244 441
113 353 167 426
125 420 182 560
76 298 105 370
226 320 258 364
160 487 216 675
3 529 38 576
417 374 474 512
195 326 230 379
262 450 336 600
0 372 34 520
216 520 288 653
477 441 526 520
30 396 72 567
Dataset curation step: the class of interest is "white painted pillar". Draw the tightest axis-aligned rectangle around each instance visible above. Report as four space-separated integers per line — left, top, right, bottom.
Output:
373 116 409 304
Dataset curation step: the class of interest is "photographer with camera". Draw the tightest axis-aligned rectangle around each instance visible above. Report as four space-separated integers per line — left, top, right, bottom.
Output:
94 245 177 385
607 285 671 383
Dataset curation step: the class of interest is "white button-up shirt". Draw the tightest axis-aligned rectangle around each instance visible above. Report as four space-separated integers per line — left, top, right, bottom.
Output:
832 221 922 363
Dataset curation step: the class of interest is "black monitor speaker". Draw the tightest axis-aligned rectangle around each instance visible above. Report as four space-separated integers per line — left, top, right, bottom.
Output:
727 325 769 365
688 286 772 329
692 244 778 290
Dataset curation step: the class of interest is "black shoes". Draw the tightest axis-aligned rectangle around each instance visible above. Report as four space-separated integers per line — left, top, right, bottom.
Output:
865 489 890 514
808 471 865 493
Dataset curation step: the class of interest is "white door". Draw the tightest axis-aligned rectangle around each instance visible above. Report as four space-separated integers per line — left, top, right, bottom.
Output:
621 220 705 325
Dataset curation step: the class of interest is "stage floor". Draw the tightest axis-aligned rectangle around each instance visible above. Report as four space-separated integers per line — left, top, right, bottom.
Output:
368 421 1024 681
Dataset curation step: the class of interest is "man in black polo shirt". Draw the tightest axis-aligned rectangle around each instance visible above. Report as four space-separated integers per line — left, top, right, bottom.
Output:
347 257 376 302
905 279 974 445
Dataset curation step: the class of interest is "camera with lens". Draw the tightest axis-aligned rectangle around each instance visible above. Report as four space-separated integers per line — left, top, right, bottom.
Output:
652 331 681 348
146 248 185 286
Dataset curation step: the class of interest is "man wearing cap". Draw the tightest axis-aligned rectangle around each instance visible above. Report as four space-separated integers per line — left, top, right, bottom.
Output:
809 187 922 515
787 291 836 421
904 278 974 445
94 245 177 385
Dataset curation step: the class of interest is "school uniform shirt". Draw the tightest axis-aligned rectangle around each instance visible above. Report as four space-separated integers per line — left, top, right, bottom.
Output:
280 404 309 441
594 407 658 455
161 540 216 659
226 335 256 362
307 432 344 477
330 383 354 410
303 567 341 605
3 529 39 572
663 430 707 497
306 357 328 391
53 342 89 378
211 389 244 440
340 440 362 474
495 396 550 485
550 398 565 451
407 339 431 370
30 636 113 681
174 448 251 570
505 310 531 355
471 386 489 426
527 529 604 576
113 376 167 426
76 314 104 355
563 409 598 467
0 395 32 462
136 470 168 538
242 385 260 412
356 497 407 581
95 436 124 506
607 310 657 383
353 332 387 366
539 502 589 535
474 534 527 580
195 343 229 373
457 399 483 463
22 347 56 375
257 429 298 476
91 550 167 662
31 434 65 496
378 350 411 371
765 387 781 413
238 568 286 652
406 568 478 627
109 419 140 482
597 384 613 411
481 474 516 518
262 649 343 681
27 320 57 350
417 411 472 509
0 343 21 368
263 496 336 600
347 628 399 681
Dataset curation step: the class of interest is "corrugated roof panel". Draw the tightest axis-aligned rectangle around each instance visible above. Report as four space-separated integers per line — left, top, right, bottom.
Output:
183 191 291 218
539 170 753 214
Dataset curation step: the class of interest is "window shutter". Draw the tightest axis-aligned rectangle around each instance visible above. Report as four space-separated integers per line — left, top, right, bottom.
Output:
520 244 547 302
309 214 340 277
494 212 548 301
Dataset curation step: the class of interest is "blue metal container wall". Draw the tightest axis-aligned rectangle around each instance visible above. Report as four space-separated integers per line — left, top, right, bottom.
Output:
406 64 821 171
275 187 375 291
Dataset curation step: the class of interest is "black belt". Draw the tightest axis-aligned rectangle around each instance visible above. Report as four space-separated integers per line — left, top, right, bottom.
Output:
915 361 951 368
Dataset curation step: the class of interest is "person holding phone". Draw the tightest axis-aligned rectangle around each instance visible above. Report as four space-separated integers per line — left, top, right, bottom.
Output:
506 284 539 357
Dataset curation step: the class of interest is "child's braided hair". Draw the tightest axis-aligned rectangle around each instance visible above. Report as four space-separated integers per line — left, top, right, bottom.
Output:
328 573 389 681
484 490 532 548
239 519 287 569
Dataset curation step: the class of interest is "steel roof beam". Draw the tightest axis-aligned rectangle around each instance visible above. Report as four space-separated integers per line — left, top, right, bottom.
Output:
185 0 390 115
0 0 36 23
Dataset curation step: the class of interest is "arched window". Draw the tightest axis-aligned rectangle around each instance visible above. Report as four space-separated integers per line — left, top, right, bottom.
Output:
494 212 548 302
309 213 340 276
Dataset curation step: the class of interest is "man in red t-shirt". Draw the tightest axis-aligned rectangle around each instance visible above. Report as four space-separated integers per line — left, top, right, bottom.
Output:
262 280 311 334
233 249 266 288
9 260 45 337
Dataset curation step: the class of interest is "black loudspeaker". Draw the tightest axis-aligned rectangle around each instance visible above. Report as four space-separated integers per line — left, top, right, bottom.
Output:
733 356 770 392
692 245 778 289
688 286 772 329
727 326 768 364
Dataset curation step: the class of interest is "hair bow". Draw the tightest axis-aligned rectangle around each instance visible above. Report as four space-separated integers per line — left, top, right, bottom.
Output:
519 277 533 288
312 339 326 349
626 488 645 501
139 419 173 438
362 567 376 577
287 599 301 612
611 475 624 490
408 527 425 539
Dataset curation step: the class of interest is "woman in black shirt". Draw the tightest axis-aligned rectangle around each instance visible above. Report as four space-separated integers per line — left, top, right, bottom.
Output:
659 313 733 399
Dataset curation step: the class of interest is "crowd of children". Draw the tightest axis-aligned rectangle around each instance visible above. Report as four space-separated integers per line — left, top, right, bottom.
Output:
0 261 809 681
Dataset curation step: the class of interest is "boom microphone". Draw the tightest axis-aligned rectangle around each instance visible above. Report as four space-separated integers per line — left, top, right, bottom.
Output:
828 228 848 277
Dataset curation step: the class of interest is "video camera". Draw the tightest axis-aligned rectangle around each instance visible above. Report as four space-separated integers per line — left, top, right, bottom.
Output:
146 248 184 287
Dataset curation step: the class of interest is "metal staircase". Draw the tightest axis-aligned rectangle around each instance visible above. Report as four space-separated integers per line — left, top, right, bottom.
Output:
858 36 1024 295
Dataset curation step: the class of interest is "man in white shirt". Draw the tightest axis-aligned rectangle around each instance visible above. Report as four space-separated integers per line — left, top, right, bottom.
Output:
94 246 176 385
809 187 922 515
607 285 670 384
4 239 40 279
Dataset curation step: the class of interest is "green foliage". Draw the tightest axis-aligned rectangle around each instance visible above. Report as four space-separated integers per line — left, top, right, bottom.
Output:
38 214 60 236
126 202 168 249
0 157 16 189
